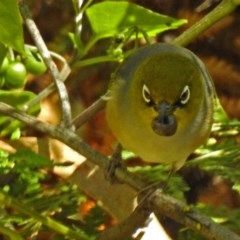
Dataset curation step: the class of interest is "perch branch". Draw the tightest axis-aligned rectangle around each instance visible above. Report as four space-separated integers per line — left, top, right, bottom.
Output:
149 189 240 240
0 102 239 240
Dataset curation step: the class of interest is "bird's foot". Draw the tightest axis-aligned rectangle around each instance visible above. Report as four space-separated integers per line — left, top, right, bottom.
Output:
105 144 126 183
137 167 176 203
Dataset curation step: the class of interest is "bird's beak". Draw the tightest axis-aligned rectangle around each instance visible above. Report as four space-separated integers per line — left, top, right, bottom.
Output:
151 100 177 136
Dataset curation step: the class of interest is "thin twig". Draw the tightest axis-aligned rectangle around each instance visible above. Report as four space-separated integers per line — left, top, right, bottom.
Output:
72 96 107 129
23 45 71 110
74 0 84 38
173 0 240 46
195 0 220 12
98 199 151 240
18 0 73 128
149 189 240 240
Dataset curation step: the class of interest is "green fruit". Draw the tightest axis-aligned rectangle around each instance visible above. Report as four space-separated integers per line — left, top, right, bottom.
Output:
0 57 9 74
5 62 27 89
24 52 47 75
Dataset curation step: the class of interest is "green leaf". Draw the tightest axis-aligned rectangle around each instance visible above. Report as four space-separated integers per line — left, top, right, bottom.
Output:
0 90 40 137
213 98 230 123
0 43 7 66
10 127 21 140
0 90 40 114
10 149 53 168
86 1 187 39
0 0 24 53
68 32 84 52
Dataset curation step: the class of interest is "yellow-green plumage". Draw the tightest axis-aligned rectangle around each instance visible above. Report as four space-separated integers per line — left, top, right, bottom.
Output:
106 43 215 170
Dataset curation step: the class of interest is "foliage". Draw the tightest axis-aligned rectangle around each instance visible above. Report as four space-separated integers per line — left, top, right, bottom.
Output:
0 90 40 138
0 0 24 54
71 0 186 62
85 1 186 42
0 149 94 239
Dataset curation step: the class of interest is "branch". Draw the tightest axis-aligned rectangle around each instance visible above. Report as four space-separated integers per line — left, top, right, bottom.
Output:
0 102 239 240
18 0 73 128
173 0 240 46
23 45 71 111
98 200 151 240
149 189 240 240
72 96 106 129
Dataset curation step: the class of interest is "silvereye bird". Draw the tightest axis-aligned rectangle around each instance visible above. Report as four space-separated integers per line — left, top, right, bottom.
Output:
106 43 215 170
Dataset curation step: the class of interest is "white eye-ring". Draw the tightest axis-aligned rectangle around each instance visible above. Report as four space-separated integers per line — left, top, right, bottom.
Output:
142 84 152 104
180 85 190 105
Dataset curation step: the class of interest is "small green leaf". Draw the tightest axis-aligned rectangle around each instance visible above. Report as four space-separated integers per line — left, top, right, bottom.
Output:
10 149 53 168
213 98 229 122
0 0 24 53
10 127 21 140
0 43 7 66
0 90 40 137
0 90 40 113
68 32 85 52
86 1 187 39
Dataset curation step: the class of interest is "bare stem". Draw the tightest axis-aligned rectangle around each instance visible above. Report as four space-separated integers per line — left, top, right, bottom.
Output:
72 96 107 129
18 0 73 128
24 45 71 110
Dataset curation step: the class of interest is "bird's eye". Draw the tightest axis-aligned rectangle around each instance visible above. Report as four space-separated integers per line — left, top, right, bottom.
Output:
180 85 190 105
142 84 152 104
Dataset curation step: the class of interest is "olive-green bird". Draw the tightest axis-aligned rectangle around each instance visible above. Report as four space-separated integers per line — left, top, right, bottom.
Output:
106 43 215 170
